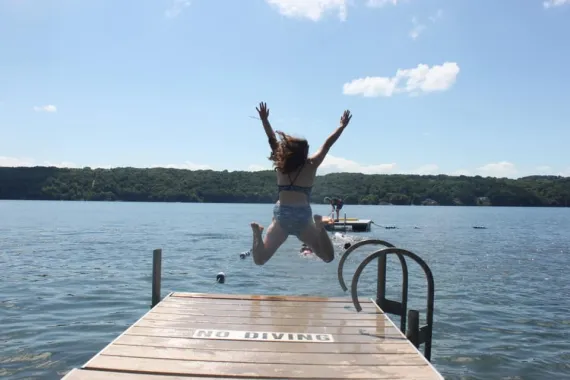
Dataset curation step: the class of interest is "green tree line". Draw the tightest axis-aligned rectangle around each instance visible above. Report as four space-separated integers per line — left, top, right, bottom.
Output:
0 166 569 207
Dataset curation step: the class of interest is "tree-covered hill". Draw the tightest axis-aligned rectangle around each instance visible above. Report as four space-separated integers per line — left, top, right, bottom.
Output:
0 166 569 207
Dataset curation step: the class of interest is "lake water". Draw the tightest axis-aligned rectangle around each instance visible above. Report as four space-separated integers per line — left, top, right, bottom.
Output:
0 200 569 380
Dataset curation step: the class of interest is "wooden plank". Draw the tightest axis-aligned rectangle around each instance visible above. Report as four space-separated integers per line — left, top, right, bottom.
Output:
125 326 408 343
171 292 371 303
101 344 427 366
162 297 373 308
62 368 383 380
161 296 375 309
143 312 389 327
62 368 252 380
150 304 381 320
157 301 380 314
134 319 404 336
114 335 418 353
86 356 441 379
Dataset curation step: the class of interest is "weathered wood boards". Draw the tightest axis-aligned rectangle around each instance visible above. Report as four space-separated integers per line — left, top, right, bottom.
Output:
62 292 443 379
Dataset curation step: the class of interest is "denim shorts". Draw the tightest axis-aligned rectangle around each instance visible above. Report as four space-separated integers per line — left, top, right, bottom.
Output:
273 202 312 238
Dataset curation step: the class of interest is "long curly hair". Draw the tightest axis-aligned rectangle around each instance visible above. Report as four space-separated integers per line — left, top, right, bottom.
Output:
269 131 309 174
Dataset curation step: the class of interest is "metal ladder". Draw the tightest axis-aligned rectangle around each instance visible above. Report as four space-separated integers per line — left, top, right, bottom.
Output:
337 239 435 361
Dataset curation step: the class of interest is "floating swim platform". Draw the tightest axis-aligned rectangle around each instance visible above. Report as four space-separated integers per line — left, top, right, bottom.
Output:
324 216 373 232
63 242 441 379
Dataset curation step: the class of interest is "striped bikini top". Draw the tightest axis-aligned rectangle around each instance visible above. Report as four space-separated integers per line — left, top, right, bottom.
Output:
277 162 313 199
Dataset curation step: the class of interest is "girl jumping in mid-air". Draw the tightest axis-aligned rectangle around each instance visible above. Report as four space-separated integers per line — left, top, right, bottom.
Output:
250 102 352 265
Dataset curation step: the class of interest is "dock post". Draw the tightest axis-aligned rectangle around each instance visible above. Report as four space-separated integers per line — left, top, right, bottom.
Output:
376 253 387 307
406 309 420 348
344 213 347 232
151 248 162 308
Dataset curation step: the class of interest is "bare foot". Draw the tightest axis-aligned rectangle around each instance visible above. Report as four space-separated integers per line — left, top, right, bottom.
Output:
313 215 324 230
250 222 265 234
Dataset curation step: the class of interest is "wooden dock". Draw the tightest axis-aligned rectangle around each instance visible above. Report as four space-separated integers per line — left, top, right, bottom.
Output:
63 292 443 379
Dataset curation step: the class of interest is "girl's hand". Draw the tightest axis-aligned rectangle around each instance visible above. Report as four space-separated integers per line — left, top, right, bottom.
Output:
256 102 270 122
340 110 352 128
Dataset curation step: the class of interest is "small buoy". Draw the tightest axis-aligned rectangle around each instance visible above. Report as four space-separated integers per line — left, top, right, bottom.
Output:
344 242 352 250
239 252 246 259
216 272 225 284
246 249 251 256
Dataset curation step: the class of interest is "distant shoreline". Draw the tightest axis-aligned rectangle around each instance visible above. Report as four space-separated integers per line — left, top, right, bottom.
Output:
0 198 566 208
0 166 568 207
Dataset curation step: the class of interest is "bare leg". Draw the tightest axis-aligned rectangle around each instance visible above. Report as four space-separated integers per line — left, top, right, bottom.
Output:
250 220 288 266
299 215 335 263
313 215 335 262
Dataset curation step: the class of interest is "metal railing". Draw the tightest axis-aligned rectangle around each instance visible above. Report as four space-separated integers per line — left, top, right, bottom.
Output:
337 239 435 361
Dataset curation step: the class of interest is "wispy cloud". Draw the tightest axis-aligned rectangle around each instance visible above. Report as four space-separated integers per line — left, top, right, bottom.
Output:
451 169 471 176
429 9 443 22
318 154 397 175
165 0 191 18
248 164 272 172
0 156 79 168
409 9 443 40
412 164 439 175
2 155 569 178
150 161 213 170
33 105 57 113
543 0 570 8
476 161 518 178
366 0 403 8
343 62 460 98
409 17 426 40
265 0 407 22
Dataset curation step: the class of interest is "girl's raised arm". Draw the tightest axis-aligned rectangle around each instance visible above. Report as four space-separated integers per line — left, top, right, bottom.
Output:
310 110 352 167
256 102 278 152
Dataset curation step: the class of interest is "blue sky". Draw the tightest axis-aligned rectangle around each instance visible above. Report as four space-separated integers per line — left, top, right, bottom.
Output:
1 0 569 178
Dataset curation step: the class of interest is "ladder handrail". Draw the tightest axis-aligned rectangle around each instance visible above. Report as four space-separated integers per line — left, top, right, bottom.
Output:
349 247 435 361
337 239 395 291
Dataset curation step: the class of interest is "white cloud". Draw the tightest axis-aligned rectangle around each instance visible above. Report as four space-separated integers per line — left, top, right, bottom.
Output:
366 0 402 7
150 161 213 170
543 0 570 8
265 0 348 21
318 154 397 175
3 155 566 178
264 0 409 22
33 105 57 113
343 62 460 97
412 164 439 175
165 0 191 18
247 164 272 172
451 169 471 176
0 156 78 168
476 161 518 178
